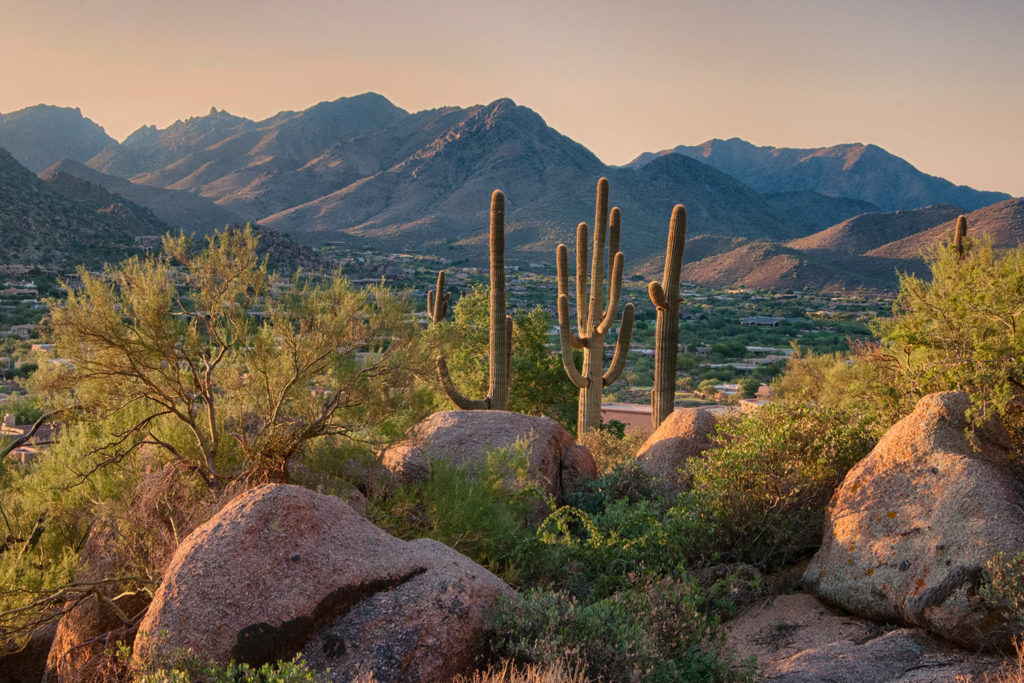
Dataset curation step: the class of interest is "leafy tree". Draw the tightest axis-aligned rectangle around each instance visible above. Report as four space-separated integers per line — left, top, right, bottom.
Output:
696 378 721 398
872 236 1024 443
432 288 578 431
35 227 428 487
738 376 760 398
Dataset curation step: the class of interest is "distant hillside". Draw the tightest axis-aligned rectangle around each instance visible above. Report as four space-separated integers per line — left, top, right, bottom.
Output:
867 198 1024 259
0 105 115 173
787 205 963 255
41 159 242 234
0 148 140 268
675 241 915 292
631 138 1009 211
82 95 799 263
763 191 880 236
40 166 174 237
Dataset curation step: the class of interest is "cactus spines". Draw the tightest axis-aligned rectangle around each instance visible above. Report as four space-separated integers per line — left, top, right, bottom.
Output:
433 189 513 410
556 178 635 432
648 204 687 429
953 214 968 257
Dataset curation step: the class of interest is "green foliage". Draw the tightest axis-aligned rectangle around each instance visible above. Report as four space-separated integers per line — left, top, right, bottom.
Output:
433 288 577 431
738 376 760 398
371 443 543 577
873 236 1024 444
493 576 742 682
983 551 1024 625
772 348 896 439
0 395 44 424
577 428 647 475
35 226 429 486
685 400 876 570
123 643 318 682
697 378 722 397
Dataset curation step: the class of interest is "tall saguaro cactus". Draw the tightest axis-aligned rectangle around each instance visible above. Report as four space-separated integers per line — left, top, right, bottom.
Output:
556 178 635 432
952 214 968 257
648 204 687 429
431 189 513 410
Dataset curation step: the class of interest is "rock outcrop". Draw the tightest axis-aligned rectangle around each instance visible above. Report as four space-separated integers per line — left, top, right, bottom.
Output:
804 391 1024 650
727 592 1005 681
134 484 513 682
635 408 716 494
381 410 596 502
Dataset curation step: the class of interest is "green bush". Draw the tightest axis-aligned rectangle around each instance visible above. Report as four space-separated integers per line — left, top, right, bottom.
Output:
371 443 543 578
874 236 1024 447
493 576 745 682
683 400 876 570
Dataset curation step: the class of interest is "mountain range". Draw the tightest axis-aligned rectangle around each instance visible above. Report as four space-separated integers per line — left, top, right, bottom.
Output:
0 95 1019 290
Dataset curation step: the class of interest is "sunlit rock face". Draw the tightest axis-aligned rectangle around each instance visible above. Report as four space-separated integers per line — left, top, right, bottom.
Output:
805 391 1024 650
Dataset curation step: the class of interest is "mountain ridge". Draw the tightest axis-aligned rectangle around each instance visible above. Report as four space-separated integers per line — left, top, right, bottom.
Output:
630 137 1009 211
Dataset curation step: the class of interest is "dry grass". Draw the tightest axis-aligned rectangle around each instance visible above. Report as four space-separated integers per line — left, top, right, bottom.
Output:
976 639 1024 683
454 658 591 683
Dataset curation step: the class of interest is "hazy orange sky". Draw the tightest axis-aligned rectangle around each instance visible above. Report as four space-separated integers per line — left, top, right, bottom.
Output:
1 0 1022 195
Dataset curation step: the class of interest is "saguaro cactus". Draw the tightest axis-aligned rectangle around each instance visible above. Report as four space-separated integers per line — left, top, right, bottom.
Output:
431 189 513 410
648 204 687 429
556 178 635 432
952 214 968 257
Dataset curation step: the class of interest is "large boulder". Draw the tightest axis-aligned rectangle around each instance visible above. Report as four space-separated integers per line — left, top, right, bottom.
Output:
134 484 514 682
0 621 57 683
381 410 596 502
804 391 1024 650
635 408 717 494
44 524 151 682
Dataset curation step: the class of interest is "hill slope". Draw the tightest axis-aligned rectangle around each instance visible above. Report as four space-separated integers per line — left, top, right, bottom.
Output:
631 138 1009 211
867 198 1024 259
0 105 116 174
786 205 964 255
0 148 142 268
41 159 242 234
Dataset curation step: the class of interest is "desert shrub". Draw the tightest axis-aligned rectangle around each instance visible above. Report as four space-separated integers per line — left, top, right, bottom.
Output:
681 400 876 570
371 443 542 577
873 236 1024 447
984 551 1024 625
117 643 319 682
772 348 895 439
455 658 588 683
512 494 702 601
493 575 742 682
578 427 646 474
567 462 664 516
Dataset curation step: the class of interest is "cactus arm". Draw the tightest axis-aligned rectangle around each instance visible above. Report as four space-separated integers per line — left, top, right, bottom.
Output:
597 251 624 335
576 222 589 332
953 215 968 257
436 356 490 410
503 314 513 391
428 270 449 323
602 303 635 386
649 281 668 310
556 244 585 349
607 207 620 285
558 294 589 388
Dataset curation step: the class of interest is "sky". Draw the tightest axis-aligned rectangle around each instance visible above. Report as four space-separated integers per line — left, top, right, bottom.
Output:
1 0 1022 195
